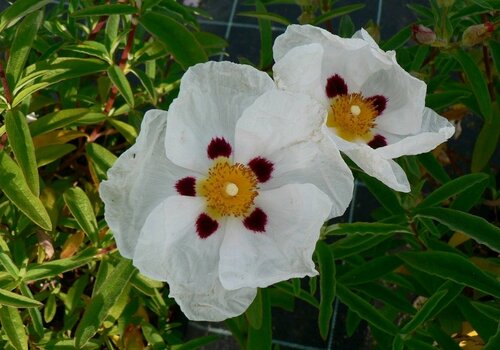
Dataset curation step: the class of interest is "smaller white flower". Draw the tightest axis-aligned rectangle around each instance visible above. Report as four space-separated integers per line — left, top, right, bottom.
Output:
273 25 455 192
100 61 353 321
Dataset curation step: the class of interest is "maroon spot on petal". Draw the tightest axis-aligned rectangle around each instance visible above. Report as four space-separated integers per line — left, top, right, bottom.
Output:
196 213 219 239
207 137 232 159
325 74 348 98
243 207 267 233
368 135 387 149
248 157 274 183
175 177 196 196
366 95 388 115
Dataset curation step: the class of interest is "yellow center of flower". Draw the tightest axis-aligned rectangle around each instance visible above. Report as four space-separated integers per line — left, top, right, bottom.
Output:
197 159 258 218
326 93 378 142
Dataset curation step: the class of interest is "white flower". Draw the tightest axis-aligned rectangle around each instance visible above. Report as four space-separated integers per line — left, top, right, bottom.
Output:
273 25 455 192
100 61 353 321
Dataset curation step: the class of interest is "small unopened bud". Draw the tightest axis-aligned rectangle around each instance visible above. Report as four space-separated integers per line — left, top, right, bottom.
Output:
437 0 454 8
412 24 436 45
462 23 494 47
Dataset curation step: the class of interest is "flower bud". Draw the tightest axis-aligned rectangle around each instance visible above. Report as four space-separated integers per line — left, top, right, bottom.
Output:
412 24 436 45
462 23 494 47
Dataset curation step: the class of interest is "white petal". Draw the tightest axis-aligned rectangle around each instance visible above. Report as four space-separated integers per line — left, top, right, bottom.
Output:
219 184 331 290
100 110 193 258
235 89 326 162
352 28 380 49
361 67 427 135
165 61 275 173
341 144 411 192
169 283 256 322
272 43 326 105
376 108 455 159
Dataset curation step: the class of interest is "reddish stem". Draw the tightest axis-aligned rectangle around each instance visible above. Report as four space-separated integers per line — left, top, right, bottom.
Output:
0 60 12 106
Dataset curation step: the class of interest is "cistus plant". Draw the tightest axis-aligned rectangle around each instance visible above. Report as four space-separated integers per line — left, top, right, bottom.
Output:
0 1 498 350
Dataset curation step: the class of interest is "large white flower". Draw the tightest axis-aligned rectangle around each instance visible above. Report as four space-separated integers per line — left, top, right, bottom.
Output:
273 25 455 192
100 61 353 321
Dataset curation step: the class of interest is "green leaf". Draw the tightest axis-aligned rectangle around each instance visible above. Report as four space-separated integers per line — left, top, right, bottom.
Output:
139 12 207 70
0 0 50 33
237 11 291 25
453 49 492 121
24 248 97 281
255 1 272 69
324 222 410 236
399 251 500 298
245 288 263 329
358 173 404 215
425 91 469 111
246 289 272 350
484 323 500 350
338 256 402 285
330 234 392 259
75 258 135 348
0 152 51 230
336 284 398 335
35 144 76 167
71 4 138 17
29 108 92 136
358 282 416 315
0 306 27 350
85 142 117 181
130 68 157 104
418 173 489 208
417 153 451 183
0 237 20 278
316 240 336 340
63 187 99 243
414 207 500 253
490 41 500 77
171 336 219 350
381 25 411 51
5 10 43 88
0 288 42 308
401 289 448 333
18 283 43 339
5 110 39 196
64 41 111 62
456 295 498 342
313 4 366 26
107 65 134 108
471 104 500 172
428 325 462 350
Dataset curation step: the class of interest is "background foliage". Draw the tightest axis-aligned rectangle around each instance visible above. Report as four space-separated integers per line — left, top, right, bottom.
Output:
0 0 499 349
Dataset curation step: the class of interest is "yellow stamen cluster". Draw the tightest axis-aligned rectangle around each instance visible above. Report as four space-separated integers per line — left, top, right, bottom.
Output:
197 159 258 217
326 93 378 142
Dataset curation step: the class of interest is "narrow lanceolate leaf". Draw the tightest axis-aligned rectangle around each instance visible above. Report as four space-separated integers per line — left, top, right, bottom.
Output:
453 49 492 121
330 234 392 259
358 173 404 215
75 258 135 348
246 289 272 350
237 11 291 26
107 65 134 108
18 283 44 339
71 4 138 17
5 110 39 196
245 288 263 329
5 10 43 87
0 306 28 350
336 284 398 335
0 288 42 308
316 240 336 340
312 4 366 26
471 103 500 172
324 222 410 236
0 152 51 230
338 256 402 285
63 187 99 243
414 207 500 253
0 237 20 278
140 12 207 70
255 0 272 69
29 108 90 136
399 251 500 298
401 289 448 333
418 173 489 208
0 0 50 33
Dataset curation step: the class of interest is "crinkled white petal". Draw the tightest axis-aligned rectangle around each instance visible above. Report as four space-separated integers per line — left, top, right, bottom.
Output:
360 67 427 135
165 61 275 173
100 110 193 258
351 28 380 49
272 44 327 106
219 184 332 290
375 108 455 159
234 90 353 217
169 279 257 322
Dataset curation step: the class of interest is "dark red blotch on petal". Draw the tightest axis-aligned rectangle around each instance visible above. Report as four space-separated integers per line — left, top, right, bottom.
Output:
196 213 219 239
368 135 387 149
175 177 196 196
243 208 267 233
366 95 388 115
248 157 274 183
325 74 348 98
207 137 232 159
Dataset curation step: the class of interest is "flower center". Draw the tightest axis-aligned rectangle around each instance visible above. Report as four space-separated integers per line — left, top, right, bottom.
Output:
326 93 378 142
198 159 258 217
